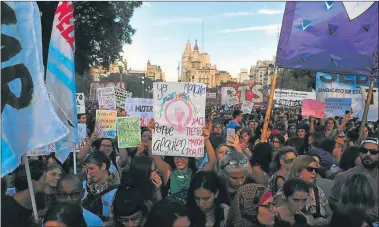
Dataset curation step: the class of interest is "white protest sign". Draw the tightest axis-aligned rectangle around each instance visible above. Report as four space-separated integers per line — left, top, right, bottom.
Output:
227 96 239 106
241 101 254 113
27 143 56 156
75 123 87 152
125 98 153 126
114 87 132 109
325 98 352 117
76 93 86 114
153 82 206 157
98 87 116 110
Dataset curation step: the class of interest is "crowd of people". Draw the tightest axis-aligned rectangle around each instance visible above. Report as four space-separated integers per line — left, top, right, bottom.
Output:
1 105 378 227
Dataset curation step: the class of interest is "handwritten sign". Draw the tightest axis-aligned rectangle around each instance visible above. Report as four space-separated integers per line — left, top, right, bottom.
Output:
75 123 87 152
241 101 254 113
325 98 352 117
153 82 206 157
301 99 325 118
114 87 132 109
76 93 86 114
98 87 116 110
27 143 56 156
116 117 141 148
227 97 239 106
95 110 117 138
125 98 153 126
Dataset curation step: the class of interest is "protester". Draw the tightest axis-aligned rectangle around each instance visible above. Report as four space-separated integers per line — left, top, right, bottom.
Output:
43 164 63 209
43 202 87 227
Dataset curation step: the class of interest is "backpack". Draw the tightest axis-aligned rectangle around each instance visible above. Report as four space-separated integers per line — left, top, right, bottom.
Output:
82 185 118 221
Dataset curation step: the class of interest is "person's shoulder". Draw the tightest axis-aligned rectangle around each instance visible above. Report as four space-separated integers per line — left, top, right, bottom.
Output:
83 208 104 225
336 166 361 180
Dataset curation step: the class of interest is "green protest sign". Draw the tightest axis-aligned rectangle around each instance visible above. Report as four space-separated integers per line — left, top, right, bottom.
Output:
116 117 141 148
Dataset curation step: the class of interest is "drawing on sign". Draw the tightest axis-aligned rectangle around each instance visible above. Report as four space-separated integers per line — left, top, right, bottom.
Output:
125 98 153 126
116 117 141 148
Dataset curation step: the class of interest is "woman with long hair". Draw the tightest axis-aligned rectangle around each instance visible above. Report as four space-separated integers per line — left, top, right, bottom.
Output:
187 171 229 227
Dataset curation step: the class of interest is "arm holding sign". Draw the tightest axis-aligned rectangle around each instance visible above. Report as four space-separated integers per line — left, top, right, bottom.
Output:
202 128 217 171
337 111 351 131
78 132 98 164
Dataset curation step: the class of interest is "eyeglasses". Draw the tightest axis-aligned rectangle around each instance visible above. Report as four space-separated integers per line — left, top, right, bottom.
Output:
283 158 295 164
259 202 276 211
100 144 113 149
117 214 142 224
360 147 379 155
56 191 82 199
270 140 280 144
305 166 318 173
223 159 248 169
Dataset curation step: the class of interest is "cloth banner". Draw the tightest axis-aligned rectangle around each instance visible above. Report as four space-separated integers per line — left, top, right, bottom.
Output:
277 2 378 76
316 72 378 121
1 2 69 176
273 89 316 107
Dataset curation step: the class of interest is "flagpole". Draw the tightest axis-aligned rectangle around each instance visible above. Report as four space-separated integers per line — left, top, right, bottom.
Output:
358 77 375 140
261 66 278 142
22 154 39 222
73 145 77 174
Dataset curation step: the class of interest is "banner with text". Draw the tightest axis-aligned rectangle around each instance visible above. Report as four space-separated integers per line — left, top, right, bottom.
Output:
125 98 153 126
316 72 378 121
114 87 132 109
273 89 316 107
75 123 87 152
325 98 352 117
89 81 125 101
116 117 141 148
301 99 325 119
95 110 117 138
27 143 56 156
218 82 264 106
98 87 116 110
76 93 86 114
153 82 206 157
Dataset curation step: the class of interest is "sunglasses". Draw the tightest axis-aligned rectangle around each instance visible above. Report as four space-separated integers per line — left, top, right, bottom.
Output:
223 159 248 169
283 158 295 164
56 191 81 199
360 147 379 155
305 166 318 173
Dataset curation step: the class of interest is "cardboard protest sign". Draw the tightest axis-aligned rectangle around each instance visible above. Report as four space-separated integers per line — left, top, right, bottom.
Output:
98 87 116 110
301 99 325 118
153 82 206 157
27 143 56 156
227 97 239 106
125 98 153 126
75 123 87 152
114 87 132 109
241 101 254 113
76 93 86 114
95 110 117 138
325 98 352 117
116 117 141 148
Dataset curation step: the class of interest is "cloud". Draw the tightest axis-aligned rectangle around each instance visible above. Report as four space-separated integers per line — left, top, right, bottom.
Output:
152 17 203 26
219 24 281 34
220 11 255 17
142 2 152 8
257 8 284 15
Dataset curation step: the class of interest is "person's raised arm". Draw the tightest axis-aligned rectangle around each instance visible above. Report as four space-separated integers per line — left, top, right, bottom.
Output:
202 128 217 171
338 111 351 131
208 111 215 133
78 132 98 164
310 116 316 133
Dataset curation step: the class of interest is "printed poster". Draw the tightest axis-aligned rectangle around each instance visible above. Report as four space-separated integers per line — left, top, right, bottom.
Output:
95 110 117 138
325 98 352 117
153 82 206 157
116 117 141 148
125 98 153 126
76 93 86 114
75 123 87 152
301 99 325 119
98 87 116 110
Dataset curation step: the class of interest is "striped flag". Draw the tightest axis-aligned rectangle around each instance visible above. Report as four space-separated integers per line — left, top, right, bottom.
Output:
45 2 78 163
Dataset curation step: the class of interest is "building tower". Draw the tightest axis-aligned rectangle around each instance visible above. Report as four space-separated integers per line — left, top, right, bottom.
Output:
181 40 191 81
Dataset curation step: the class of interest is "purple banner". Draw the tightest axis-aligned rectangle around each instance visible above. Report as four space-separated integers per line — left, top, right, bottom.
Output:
276 2 378 76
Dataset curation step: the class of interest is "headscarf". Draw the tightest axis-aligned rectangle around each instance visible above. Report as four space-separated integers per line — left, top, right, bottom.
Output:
226 183 271 227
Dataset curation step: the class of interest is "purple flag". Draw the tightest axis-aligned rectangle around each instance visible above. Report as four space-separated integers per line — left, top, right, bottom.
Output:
276 2 378 76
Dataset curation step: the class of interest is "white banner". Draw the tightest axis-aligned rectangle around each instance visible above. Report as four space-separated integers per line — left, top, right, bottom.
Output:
27 143 56 156
75 123 87 152
153 82 206 157
98 87 116 110
76 93 85 114
273 89 316 107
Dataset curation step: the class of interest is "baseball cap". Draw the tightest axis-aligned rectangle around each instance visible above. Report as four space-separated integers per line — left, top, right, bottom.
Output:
360 138 379 147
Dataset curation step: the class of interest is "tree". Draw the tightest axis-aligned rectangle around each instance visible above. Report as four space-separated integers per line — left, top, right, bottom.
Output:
37 1 142 75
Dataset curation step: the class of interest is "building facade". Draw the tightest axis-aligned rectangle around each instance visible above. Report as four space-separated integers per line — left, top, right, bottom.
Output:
180 40 232 88
237 68 249 83
147 60 165 81
249 58 275 86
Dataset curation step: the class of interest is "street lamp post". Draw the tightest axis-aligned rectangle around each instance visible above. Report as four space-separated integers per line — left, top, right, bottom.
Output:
141 76 145 98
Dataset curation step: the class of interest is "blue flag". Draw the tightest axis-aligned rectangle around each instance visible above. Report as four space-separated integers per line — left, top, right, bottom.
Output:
1 2 69 177
277 2 378 76
45 2 78 163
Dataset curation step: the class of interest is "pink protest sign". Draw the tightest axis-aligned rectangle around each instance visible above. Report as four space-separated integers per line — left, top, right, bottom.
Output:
301 99 325 118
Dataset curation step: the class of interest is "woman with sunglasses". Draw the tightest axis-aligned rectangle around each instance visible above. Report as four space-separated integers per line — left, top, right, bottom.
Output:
226 183 277 227
269 147 298 194
274 155 333 226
